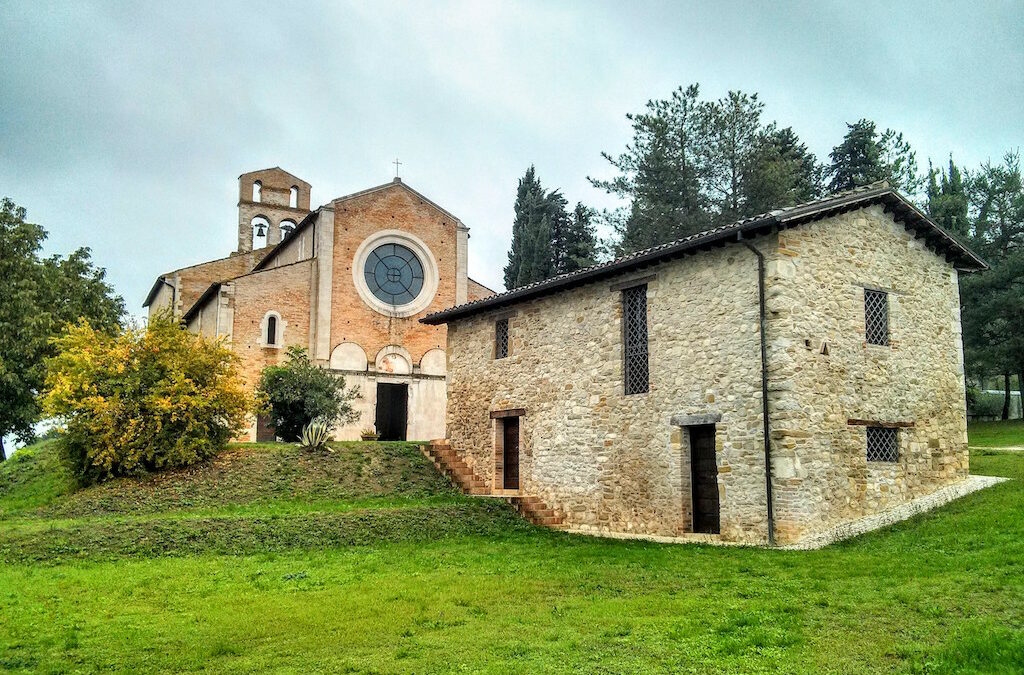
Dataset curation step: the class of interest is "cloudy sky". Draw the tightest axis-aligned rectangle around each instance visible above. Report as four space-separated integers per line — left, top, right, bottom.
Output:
1 0 1021 316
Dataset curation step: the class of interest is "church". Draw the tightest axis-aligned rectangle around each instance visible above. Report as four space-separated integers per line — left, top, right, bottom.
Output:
143 167 494 441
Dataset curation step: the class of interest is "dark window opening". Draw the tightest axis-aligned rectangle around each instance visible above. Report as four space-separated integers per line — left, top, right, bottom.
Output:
866 426 899 462
864 289 889 346
623 284 649 395
266 315 277 345
495 318 509 359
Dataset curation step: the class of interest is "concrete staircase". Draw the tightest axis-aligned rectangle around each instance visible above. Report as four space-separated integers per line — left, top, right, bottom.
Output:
421 440 565 529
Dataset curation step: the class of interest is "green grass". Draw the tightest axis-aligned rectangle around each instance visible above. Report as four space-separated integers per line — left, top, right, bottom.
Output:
968 419 1024 448
1 431 1022 673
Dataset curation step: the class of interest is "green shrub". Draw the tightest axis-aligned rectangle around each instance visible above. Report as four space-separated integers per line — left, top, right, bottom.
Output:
256 346 358 442
42 314 252 484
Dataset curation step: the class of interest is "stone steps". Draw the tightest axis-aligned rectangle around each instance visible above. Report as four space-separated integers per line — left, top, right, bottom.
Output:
420 441 566 529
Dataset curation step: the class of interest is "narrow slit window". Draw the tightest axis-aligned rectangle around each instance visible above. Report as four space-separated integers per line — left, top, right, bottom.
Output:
623 284 649 395
289 186 299 208
866 426 898 462
266 315 277 345
495 318 509 359
864 288 889 346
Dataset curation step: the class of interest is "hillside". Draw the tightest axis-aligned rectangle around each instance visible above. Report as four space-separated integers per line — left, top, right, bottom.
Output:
1 435 1023 673
0 441 527 564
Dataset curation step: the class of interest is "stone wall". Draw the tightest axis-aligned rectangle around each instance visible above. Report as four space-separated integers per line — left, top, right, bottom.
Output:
444 205 971 545
764 205 969 542
446 243 771 542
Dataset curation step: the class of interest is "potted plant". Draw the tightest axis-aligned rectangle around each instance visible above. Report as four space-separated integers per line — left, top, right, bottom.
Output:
360 426 379 441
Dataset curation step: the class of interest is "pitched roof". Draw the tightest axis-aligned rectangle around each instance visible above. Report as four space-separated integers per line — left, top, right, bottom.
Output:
421 182 987 326
179 282 222 324
251 178 464 273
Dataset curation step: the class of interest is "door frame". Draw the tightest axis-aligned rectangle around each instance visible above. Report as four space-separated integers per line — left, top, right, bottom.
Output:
490 408 524 496
688 423 721 535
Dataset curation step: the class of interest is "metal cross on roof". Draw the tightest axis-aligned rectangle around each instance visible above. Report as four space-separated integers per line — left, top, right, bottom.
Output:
393 157 402 178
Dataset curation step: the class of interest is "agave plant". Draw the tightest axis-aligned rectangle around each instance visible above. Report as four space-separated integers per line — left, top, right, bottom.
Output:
300 419 332 451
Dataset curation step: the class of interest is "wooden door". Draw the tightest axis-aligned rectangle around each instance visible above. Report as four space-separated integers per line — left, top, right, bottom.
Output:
690 424 720 534
502 417 520 490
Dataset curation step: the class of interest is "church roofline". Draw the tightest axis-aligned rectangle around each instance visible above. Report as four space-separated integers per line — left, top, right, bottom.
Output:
421 182 988 326
252 177 466 273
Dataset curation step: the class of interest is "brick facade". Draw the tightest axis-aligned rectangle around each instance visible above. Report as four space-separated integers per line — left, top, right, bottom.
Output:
150 169 494 442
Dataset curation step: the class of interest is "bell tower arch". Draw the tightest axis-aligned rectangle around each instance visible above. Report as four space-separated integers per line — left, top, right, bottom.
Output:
237 168 312 253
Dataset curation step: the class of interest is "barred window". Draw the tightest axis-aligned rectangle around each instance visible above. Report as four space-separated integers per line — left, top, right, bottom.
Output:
866 426 899 462
495 318 509 360
864 289 889 346
622 285 649 395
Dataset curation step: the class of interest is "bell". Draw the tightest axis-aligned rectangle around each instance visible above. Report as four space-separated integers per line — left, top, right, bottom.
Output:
255 224 267 237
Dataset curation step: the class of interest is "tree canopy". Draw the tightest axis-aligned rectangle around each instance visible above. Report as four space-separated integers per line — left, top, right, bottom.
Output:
0 198 124 459
504 167 598 289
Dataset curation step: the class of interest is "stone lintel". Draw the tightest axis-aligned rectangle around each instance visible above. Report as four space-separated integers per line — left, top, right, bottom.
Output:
847 419 915 428
609 274 657 293
490 408 525 419
671 412 722 427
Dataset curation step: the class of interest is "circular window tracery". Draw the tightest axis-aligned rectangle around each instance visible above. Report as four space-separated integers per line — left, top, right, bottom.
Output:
363 243 424 305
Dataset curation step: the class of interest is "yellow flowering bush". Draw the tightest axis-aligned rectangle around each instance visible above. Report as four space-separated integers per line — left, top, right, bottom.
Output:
43 314 252 484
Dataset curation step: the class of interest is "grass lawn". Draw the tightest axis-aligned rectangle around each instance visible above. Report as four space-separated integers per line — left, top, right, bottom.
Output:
968 419 1024 448
1 435 1022 673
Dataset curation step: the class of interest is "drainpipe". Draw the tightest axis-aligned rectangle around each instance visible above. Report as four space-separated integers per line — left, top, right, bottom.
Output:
738 232 775 546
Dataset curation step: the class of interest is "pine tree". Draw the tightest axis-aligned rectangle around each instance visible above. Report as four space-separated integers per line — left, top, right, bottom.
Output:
742 127 823 215
590 84 712 254
705 90 766 221
828 119 921 195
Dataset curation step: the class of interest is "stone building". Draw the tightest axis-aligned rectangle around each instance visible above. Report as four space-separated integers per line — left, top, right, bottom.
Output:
144 167 494 441
422 183 987 546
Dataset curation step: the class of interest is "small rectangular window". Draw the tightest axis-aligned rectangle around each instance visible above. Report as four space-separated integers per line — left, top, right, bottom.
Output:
495 318 509 359
623 284 649 395
864 288 889 346
866 426 899 462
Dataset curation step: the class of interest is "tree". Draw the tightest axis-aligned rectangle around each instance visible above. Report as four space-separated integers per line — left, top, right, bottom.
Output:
0 198 124 460
558 202 599 275
590 84 713 254
827 119 921 195
959 153 1024 417
504 166 552 289
704 90 766 221
43 314 251 484
743 127 823 216
504 168 598 289
927 157 970 237
592 84 823 254
257 346 358 442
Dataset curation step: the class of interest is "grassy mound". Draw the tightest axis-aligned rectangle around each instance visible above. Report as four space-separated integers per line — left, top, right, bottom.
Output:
1 441 528 564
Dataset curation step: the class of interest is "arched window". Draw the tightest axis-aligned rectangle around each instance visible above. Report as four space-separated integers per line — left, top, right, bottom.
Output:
252 180 262 202
266 315 277 345
251 216 270 249
261 311 284 348
280 219 296 239
289 186 299 208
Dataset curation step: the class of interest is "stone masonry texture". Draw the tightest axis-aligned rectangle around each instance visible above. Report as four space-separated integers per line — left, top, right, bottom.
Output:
444 205 971 546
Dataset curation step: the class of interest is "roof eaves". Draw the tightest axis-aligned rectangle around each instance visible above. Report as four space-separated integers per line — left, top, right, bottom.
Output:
180 282 222 325
420 182 988 325
142 276 172 308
